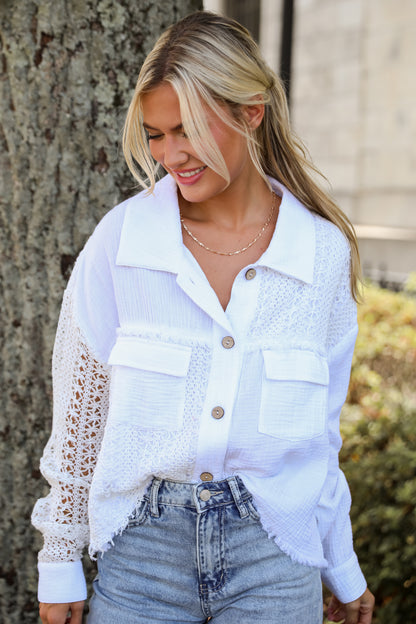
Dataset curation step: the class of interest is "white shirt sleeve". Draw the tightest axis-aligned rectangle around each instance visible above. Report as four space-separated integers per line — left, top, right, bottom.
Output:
32 242 114 603
318 325 367 602
317 258 367 603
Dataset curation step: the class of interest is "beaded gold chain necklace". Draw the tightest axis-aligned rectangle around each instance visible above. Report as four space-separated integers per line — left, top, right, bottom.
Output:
180 192 277 256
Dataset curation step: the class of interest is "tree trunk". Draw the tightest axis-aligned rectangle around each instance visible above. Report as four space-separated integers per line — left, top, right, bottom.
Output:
0 0 202 620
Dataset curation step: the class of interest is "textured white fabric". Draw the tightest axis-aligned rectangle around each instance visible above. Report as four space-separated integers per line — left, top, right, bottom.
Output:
37 561 87 603
32 174 366 604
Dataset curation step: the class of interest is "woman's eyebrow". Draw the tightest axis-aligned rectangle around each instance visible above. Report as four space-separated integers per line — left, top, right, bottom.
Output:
143 122 184 132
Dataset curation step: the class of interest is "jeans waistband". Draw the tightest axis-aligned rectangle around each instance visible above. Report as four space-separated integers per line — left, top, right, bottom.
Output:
146 476 252 519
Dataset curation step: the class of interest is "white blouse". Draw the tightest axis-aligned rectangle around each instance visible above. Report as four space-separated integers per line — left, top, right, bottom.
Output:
32 174 367 605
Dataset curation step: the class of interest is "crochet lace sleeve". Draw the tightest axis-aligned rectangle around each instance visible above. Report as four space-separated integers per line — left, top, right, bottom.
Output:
32 269 110 564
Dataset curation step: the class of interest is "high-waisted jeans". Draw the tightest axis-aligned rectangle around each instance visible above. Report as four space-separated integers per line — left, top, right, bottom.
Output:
87 476 322 623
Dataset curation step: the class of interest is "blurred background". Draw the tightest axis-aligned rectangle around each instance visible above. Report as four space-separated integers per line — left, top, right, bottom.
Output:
205 0 416 289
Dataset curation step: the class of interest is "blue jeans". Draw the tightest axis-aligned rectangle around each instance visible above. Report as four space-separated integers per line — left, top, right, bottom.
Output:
87 477 322 623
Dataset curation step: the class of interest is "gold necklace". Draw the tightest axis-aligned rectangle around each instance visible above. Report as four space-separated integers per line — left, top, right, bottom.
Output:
180 193 277 256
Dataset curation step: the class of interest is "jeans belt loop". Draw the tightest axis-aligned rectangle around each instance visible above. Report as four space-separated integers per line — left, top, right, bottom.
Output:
149 477 162 518
228 476 249 519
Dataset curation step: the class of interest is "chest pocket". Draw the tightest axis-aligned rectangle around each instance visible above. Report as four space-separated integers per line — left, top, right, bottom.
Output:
108 336 192 430
259 349 329 441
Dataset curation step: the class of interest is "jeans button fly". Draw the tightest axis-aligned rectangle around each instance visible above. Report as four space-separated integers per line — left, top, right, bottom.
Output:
199 489 211 501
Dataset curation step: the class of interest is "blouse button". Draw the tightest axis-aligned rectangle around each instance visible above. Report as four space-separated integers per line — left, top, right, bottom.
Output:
222 336 235 349
200 472 214 482
211 406 225 419
200 489 212 501
245 268 256 280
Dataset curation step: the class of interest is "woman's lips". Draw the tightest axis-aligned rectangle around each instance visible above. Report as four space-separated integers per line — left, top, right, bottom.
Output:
173 166 207 185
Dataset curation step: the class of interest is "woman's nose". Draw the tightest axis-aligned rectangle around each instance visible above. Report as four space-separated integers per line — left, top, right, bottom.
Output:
163 135 188 169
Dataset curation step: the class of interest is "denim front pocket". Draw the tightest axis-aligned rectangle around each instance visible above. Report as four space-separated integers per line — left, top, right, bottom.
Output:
259 349 329 441
108 336 192 431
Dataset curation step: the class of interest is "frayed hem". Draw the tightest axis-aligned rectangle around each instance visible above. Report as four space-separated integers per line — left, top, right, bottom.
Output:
88 497 147 561
261 524 327 569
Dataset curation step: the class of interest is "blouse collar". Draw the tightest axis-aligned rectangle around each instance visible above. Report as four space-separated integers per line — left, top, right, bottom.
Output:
116 173 316 285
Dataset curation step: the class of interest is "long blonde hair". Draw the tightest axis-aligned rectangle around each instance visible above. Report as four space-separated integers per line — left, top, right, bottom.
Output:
123 11 361 300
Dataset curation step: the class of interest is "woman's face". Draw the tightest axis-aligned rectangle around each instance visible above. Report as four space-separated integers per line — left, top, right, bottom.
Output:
140 82 261 204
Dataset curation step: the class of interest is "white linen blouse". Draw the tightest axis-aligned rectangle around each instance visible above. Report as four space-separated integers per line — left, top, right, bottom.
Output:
32 174 367 605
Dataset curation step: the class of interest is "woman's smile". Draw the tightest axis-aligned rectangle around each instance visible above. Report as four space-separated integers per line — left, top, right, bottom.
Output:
173 165 207 184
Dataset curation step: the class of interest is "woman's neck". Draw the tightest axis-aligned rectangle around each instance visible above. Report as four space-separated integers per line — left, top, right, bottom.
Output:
178 172 272 231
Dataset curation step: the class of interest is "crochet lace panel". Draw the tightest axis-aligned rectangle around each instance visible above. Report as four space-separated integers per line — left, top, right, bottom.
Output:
248 216 355 350
32 275 110 563
129 340 210 482
96 331 210 483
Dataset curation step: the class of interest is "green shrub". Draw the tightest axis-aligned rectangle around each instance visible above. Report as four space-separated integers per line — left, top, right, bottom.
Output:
340 283 416 624
341 404 416 623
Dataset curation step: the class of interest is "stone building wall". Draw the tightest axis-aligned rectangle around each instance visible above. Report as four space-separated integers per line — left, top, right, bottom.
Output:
290 0 416 283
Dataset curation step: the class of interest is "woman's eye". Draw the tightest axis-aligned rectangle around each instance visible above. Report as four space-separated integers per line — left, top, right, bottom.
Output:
144 130 188 141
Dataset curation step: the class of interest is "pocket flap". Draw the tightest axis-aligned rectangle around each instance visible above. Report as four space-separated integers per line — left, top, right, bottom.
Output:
108 336 192 377
262 350 329 385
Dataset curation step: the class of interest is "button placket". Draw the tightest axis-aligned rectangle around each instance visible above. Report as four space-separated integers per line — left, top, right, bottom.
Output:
245 268 256 280
221 336 235 349
200 472 213 482
211 406 224 419
192 323 239 482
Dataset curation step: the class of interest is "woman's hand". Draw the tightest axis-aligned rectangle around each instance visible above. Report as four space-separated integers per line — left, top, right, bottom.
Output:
39 601 85 624
327 588 375 624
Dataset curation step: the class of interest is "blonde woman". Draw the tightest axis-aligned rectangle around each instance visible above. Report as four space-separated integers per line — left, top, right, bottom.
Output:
33 11 375 624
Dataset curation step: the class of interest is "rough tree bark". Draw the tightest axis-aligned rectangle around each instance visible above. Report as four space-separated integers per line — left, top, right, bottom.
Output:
0 0 202 621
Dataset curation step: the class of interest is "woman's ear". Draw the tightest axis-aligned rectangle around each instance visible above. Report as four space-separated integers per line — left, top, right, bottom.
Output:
241 100 265 130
